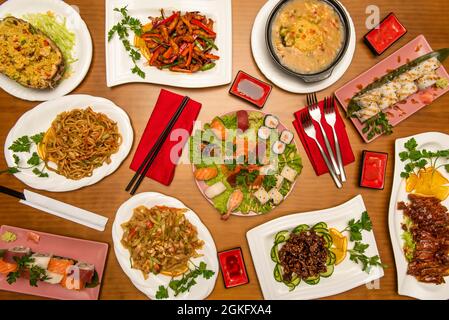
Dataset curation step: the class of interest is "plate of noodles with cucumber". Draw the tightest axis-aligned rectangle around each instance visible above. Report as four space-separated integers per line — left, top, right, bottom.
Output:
2 94 133 192
190 110 302 219
0 0 92 101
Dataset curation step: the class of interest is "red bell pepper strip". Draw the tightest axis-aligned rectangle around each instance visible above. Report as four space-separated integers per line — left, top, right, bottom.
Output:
191 19 216 36
204 53 220 60
170 66 193 73
153 12 179 29
185 44 193 67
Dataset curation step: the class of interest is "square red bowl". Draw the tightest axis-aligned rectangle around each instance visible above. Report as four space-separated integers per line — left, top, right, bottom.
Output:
0 225 108 300
218 247 249 288
229 71 272 109
359 151 388 190
364 13 407 55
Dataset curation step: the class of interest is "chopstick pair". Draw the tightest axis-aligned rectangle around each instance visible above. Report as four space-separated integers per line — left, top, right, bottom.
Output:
304 93 346 188
125 96 190 195
0 186 108 231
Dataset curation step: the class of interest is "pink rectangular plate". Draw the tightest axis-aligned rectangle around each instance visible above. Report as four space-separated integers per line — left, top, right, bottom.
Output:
335 35 449 143
0 225 108 300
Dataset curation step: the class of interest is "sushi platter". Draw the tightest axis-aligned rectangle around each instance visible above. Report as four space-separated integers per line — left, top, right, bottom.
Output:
0 0 449 302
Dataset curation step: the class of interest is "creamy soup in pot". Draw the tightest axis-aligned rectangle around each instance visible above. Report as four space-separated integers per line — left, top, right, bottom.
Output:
271 0 345 74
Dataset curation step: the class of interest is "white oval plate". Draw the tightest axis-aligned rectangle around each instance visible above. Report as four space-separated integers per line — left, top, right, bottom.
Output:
247 195 384 300
4 94 133 192
112 192 219 300
388 132 449 300
0 0 92 101
251 0 356 93
105 0 232 88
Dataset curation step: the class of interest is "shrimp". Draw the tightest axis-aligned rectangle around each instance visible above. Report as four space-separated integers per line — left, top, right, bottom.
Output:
222 189 244 220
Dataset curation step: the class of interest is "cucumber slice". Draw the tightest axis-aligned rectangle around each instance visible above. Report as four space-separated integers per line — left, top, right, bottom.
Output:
284 281 296 291
313 227 329 235
320 233 333 248
326 250 336 265
274 230 290 244
312 222 328 230
270 244 280 263
292 224 309 234
320 264 334 278
304 275 321 285
273 264 283 282
290 275 301 286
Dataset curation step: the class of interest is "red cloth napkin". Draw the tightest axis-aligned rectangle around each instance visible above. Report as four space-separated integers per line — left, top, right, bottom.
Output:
130 89 202 186
293 99 354 176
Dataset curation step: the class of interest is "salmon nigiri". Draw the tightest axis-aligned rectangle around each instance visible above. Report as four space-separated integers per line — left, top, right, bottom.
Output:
47 258 74 275
0 259 17 274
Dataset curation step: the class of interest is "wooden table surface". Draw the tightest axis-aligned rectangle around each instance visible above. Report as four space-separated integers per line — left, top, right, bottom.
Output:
0 0 448 300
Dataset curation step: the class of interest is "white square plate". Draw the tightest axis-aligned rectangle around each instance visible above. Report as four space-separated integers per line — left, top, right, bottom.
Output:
246 195 384 300
105 0 232 88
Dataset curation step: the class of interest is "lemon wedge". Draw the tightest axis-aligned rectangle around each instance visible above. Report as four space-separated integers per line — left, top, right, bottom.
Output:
329 228 348 265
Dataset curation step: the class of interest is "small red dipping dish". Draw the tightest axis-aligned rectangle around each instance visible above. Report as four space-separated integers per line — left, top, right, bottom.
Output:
218 247 249 288
360 151 388 190
364 13 407 55
229 70 272 109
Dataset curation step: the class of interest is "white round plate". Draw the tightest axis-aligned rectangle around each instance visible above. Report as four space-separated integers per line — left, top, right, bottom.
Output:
0 0 92 101
251 0 356 93
193 110 300 217
4 94 133 192
112 192 218 300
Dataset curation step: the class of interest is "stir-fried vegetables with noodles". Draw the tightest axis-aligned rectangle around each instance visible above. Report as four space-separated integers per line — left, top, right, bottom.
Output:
134 9 219 73
121 205 204 278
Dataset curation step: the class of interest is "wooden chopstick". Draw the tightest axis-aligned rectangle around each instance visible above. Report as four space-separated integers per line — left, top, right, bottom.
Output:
0 185 25 200
126 96 190 195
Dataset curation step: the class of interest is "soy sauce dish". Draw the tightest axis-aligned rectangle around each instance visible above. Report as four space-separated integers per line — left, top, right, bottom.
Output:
266 0 350 83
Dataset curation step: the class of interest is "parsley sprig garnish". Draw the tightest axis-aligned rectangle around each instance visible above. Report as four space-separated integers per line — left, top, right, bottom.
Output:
7 255 49 287
361 111 393 141
1 133 48 177
155 261 215 299
341 211 386 273
399 137 449 178
108 6 145 79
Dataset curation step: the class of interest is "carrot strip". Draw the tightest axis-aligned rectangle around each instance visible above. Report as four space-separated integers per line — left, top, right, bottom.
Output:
204 53 220 60
170 66 193 73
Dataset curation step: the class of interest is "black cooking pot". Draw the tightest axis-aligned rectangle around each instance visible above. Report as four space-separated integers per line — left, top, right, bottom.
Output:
266 0 350 83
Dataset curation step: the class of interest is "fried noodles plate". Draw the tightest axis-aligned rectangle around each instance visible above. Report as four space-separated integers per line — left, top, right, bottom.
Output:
120 205 204 279
38 107 122 180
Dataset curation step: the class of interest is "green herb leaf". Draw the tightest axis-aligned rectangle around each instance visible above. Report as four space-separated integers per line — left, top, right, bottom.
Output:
9 136 31 152
30 132 45 144
13 154 20 165
155 285 169 299
0 167 20 175
27 152 41 166
404 138 418 151
32 168 48 178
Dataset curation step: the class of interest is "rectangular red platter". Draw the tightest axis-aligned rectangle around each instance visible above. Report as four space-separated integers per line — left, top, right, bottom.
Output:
0 225 108 300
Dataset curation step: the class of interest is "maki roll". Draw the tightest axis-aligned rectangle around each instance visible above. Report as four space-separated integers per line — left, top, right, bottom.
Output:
397 81 418 101
258 126 271 140
272 141 286 154
378 81 400 109
44 271 64 284
30 253 52 269
62 261 95 290
416 71 440 90
205 182 226 199
264 115 279 129
3 246 31 264
280 130 294 144
355 102 381 122
74 262 95 284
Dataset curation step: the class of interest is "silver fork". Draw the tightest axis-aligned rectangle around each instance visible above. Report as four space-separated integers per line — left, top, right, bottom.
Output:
307 93 341 176
324 96 347 182
301 112 342 189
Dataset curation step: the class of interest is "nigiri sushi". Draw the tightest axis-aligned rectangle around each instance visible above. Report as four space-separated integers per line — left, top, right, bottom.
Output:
0 259 18 274
194 167 218 181
3 246 31 264
47 257 74 275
